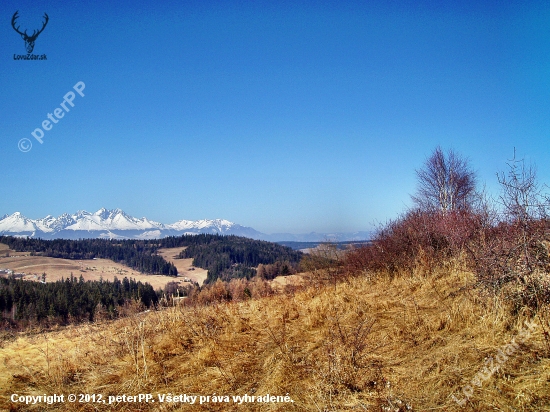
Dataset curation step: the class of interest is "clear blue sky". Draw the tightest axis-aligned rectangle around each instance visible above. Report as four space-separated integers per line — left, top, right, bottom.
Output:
1 0 550 234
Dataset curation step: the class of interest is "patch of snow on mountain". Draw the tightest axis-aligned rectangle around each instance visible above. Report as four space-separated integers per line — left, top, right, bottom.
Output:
98 231 127 239
135 230 163 239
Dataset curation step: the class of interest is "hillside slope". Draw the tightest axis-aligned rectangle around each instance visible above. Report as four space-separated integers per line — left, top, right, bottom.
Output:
1 261 549 411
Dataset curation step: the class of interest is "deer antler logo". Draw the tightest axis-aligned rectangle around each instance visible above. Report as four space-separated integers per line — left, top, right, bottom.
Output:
11 11 49 54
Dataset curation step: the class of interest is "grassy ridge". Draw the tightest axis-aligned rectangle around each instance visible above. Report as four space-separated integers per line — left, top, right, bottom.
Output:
1 259 549 411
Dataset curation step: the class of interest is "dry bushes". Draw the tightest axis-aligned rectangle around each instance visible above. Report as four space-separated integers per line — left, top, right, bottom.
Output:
346 211 550 316
467 156 550 309
347 208 550 311
467 220 550 284
346 209 483 277
164 277 275 307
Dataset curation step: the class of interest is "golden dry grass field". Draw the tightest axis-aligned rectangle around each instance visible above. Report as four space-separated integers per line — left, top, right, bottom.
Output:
0 246 201 290
1 259 549 411
157 247 208 285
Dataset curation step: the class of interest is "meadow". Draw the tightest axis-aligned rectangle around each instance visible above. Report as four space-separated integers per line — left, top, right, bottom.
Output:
1 250 549 411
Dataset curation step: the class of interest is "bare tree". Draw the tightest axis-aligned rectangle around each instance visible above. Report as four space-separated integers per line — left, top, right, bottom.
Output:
467 151 550 296
496 151 550 277
412 147 477 213
497 150 548 223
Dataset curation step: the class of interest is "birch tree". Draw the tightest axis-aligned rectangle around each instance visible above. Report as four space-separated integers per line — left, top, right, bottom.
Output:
412 147 477 213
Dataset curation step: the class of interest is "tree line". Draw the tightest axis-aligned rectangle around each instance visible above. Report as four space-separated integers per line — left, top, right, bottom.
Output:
0 275 158 328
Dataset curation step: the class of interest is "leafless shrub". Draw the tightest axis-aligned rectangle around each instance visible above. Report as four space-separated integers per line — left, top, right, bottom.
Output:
345 147 483 277
181 277 273 307
347 148 549 316
467 151 550 308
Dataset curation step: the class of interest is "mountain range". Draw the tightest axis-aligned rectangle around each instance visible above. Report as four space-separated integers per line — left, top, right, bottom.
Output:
0 209 371 242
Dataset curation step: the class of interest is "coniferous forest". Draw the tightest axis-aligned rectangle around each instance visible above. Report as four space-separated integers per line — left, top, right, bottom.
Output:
175 234 303 283
0 275 158 327
0 235 303 327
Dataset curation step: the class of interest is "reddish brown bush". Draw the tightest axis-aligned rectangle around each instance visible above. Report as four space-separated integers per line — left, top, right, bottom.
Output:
347 150 550 312
180 277 274 307
467 219 550 286
346 209 483 276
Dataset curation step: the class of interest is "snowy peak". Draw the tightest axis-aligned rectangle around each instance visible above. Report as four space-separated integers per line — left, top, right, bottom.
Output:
93 208 126 220
166 219 195 230
93 208 110 218
0 212 39 233
53 208 164 232
168 218 234 232
0 209 254 240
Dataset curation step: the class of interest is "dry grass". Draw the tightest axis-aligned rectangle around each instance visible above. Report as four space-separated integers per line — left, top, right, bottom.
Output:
270 274 304 291
1 259 549 411
0 249 191 290
157 247 208 285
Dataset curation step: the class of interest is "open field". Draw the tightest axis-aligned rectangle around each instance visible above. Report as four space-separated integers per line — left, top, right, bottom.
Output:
157 247 208 285
0 244 28 258
0 245 193 290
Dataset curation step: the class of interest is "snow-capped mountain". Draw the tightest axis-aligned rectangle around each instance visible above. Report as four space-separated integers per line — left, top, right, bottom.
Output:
167 218 234 232
0 209 261 240
0 209 371 242
63 208 164 232
0 212 41 235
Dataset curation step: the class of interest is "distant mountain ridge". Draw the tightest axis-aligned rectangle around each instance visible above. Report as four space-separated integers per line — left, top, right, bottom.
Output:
0 209 371 242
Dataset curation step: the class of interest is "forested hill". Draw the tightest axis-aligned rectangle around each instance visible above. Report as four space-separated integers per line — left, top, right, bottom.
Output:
0 235 303 281
0 236 178 276
175 234 303 283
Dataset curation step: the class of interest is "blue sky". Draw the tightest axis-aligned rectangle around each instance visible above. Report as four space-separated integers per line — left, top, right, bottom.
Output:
1 0 550 234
